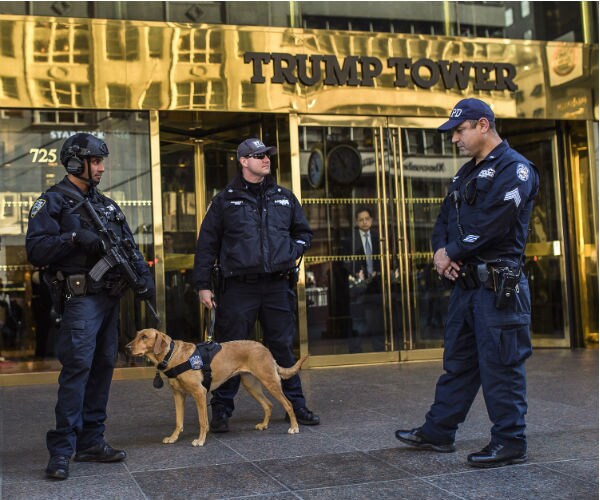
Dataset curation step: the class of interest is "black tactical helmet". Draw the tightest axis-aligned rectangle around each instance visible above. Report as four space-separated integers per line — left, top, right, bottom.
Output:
60 133 109 174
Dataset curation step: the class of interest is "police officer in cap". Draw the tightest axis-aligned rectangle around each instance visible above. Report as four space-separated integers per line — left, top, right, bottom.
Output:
395 99 539 468
26 133 155 480
193 137 319 432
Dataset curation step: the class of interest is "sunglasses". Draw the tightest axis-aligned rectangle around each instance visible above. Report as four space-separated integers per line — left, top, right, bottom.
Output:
245 153 270 160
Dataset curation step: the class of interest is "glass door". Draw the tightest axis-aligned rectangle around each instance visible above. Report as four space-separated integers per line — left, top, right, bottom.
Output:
297 116 572 364
390 118 571 350
507 129 570 346
297 116 399 362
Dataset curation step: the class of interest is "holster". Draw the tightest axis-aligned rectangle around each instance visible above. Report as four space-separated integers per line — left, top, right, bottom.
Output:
492 267 521 309
43 271 66 315
65 273 87 297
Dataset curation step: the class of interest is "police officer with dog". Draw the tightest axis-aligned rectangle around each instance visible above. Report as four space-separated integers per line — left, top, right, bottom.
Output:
26 133 155 480
395 98 539 468
193 137 319 432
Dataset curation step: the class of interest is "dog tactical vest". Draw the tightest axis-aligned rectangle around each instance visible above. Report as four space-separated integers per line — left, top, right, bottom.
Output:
162 341 222 390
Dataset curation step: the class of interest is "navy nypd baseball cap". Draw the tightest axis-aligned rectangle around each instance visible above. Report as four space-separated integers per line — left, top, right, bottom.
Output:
237 137 277 160
437 98 495 132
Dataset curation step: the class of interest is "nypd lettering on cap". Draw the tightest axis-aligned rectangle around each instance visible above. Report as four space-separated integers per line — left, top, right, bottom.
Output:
463 234 480 243
516 163 529 182
30 198 46 218
450 108 463 118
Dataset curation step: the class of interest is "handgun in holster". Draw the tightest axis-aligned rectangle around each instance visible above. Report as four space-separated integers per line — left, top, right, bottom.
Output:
42 270 66 315
492 267 521 309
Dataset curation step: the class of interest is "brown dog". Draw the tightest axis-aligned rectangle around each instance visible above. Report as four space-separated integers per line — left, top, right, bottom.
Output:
126 328 307 446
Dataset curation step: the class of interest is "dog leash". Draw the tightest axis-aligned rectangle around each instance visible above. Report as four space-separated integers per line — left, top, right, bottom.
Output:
205 305 216 342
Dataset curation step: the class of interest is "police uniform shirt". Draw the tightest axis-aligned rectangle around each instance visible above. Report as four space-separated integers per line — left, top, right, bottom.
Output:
431 140 539 264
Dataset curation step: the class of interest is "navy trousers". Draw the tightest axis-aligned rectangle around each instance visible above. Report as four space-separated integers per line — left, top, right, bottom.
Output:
420 274 532 452
47 293 120 456
210 277 305 415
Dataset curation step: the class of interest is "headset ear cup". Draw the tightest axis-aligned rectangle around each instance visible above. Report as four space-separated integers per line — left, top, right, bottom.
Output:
66 156 83 175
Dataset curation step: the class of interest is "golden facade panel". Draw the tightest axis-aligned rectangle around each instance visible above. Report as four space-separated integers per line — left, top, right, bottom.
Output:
0 15 597 120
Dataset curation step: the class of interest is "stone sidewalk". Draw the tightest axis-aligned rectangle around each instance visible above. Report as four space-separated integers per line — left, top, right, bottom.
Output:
1 348 598 499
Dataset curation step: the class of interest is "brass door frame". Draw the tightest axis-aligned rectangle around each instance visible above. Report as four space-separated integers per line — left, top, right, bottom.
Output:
509 130 570 347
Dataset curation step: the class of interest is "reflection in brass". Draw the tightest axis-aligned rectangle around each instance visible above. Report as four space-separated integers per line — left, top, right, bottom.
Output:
0 15 596 120
391 127 413 350
374 127 394 351
405 197 445 204
303 198 379 205
305 254 382 265
149 109 166 325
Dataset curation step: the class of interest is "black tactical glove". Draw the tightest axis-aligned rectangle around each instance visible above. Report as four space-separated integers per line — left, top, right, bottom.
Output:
74 229 104 254
135 278 156 301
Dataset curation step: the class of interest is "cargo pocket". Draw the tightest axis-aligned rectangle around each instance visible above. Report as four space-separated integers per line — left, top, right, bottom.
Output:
489 325 532 366
56 319 87 365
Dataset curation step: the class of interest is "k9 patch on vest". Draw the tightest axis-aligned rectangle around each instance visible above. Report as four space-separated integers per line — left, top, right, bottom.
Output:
190 354 203 370
30 199 46 218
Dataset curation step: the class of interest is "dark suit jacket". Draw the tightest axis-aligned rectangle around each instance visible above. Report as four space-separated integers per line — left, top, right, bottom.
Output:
345 228 381 277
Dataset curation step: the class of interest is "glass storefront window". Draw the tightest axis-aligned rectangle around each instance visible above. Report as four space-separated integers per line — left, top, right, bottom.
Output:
0 109 153 372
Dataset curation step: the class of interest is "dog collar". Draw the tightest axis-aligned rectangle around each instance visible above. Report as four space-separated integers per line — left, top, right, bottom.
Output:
157 340 175 371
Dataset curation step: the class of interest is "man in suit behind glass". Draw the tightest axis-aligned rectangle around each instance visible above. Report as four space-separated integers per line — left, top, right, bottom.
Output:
346 207 384 352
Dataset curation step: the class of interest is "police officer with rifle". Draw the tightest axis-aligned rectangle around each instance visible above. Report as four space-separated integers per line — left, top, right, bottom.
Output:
26 133 156 480
395 99 539 468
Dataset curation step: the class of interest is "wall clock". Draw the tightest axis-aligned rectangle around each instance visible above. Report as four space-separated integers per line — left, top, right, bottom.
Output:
327 144 362 185
307 148 325 188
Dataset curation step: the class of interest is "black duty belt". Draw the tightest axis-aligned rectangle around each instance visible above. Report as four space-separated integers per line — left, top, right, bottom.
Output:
231 272 289 284
161 341 222 391
455 262 521 291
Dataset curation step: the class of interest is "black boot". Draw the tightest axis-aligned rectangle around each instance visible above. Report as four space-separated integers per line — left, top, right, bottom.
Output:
74 443 126 462
395 428 456 453
467 443 527 468
45 455 69 480
210 411 230 433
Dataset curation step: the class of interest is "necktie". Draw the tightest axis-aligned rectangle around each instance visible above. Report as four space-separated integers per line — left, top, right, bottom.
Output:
363 233 374 276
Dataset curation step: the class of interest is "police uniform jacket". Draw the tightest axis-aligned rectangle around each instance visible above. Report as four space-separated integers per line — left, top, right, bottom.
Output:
26 176 151 286
431 140 539 264
193 173 312 290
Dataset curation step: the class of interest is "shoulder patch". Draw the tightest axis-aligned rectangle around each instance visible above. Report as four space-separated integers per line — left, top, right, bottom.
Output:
516 163 529 182
29 198 46 218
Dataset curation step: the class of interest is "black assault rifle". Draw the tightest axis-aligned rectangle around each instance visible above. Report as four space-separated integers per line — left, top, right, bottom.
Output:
82 199 159 324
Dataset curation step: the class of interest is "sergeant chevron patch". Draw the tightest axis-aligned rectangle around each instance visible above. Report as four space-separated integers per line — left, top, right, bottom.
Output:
463 234 480 243
504 187 521 207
